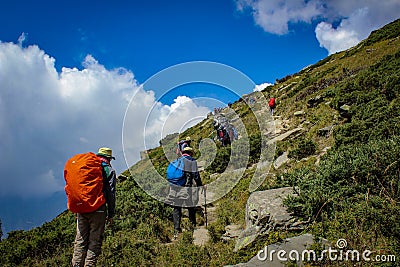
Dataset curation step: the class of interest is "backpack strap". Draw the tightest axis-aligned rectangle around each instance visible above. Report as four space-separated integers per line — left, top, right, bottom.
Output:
98 156 111 178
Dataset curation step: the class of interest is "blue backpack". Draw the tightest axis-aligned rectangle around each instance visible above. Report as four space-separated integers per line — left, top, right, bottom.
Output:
166 157 186 186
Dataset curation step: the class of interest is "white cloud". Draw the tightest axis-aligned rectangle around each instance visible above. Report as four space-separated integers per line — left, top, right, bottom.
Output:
315 1 400 54
0 42 210 198
237 0 323 35
237 0 400 54
253 82 273 92
160 96 210 137
315 20 360 55
17 32 28 46
122 92 210 168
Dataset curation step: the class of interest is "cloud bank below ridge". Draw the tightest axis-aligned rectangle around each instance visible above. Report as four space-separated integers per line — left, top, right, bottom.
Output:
0 41 210 198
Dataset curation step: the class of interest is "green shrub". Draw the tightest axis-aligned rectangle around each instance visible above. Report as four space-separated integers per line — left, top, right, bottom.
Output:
288 139 317 160
285 135 400 221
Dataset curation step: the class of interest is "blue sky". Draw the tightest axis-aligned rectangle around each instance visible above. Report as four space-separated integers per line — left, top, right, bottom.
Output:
0 0 399 235
1 0 326 85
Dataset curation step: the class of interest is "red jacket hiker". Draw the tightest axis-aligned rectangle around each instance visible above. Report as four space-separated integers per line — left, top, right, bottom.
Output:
268 97 276 108
268 97 276 115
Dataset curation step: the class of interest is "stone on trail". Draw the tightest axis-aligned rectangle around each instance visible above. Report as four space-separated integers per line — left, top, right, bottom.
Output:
193 227 210 246
234 187 308 252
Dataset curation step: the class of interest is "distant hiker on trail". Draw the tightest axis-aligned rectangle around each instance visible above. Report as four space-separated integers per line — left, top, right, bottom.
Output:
213 117 238 146
217 125 230 146
268 96 276 116
64 147 116 267
176 136 192 156
249 97 255 105
166 146 203 240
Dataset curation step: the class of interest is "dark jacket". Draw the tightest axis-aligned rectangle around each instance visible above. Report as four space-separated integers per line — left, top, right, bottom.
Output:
99 157 116 218
182 154 202 187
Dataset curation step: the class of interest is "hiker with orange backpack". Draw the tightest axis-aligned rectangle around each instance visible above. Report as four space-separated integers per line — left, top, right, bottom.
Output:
64 147 116 267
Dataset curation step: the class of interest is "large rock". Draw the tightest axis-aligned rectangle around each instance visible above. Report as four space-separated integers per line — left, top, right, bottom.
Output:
274 152 289 169
307 95 324 108
339 104 351 112
234 187 308 251
294 110 305 116
221 224 243 241
267 128 302 144
339 104 352 120
318 125 335 137
193 228 210 246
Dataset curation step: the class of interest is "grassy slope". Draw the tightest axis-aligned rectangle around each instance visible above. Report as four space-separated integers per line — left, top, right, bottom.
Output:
0 18 399 267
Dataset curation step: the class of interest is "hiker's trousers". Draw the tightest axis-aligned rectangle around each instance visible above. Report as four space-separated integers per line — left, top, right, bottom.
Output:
173 206 196 231
167 185 199 231
72 205 106 267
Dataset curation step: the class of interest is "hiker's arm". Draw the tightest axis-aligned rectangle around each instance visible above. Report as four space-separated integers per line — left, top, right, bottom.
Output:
192 160 202 186
103 165 116 218
193 171 202 186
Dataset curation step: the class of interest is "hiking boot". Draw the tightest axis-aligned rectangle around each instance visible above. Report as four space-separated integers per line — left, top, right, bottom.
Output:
173 229 182 240
173 231 179 240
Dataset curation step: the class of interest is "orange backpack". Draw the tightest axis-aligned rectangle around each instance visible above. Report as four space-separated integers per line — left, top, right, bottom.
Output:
64 152 106 213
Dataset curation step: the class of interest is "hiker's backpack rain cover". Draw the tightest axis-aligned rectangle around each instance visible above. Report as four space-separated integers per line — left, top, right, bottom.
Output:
64 152 106 213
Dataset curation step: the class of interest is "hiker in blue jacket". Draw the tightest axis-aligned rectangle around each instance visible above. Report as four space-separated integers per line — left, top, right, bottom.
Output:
167 146 203 239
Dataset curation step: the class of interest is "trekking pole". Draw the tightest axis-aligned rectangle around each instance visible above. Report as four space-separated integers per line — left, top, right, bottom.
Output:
204 186 207 229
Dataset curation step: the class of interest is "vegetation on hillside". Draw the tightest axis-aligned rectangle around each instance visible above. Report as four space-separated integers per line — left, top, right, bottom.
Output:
0 18 399 267
283 49 400 266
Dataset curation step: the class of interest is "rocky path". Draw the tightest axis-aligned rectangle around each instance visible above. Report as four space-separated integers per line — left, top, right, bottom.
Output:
191 109 297 247
192 193 217 246
192 222 211 246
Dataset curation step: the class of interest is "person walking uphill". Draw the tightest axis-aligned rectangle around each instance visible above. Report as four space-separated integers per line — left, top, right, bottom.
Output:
64 147 116 267
176 136 192 156
166 146 203 240
268 96 276 116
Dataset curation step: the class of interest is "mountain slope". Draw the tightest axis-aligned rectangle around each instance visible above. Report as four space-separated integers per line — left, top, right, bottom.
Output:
1 18 399 267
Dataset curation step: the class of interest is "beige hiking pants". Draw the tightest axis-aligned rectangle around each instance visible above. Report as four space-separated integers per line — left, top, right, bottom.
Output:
72 205 106 267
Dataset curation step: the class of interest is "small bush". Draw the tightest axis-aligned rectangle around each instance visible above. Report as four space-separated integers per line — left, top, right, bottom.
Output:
288 139 317 160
